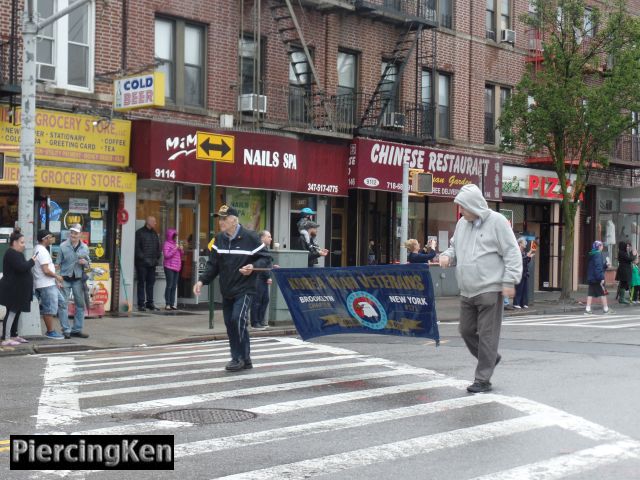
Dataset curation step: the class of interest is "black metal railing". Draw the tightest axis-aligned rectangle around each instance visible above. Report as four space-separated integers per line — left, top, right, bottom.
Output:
355 0 437 23
611 134 640 164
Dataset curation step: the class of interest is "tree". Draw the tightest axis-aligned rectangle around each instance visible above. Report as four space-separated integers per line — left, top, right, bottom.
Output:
499 0 640 299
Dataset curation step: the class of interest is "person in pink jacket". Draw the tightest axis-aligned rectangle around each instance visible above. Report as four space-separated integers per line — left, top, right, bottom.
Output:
163 228 183 310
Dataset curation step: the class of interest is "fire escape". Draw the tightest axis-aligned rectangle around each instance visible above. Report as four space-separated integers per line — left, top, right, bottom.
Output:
0 0 20 124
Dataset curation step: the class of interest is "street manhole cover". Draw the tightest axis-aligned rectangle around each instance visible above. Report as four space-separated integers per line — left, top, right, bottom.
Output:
155 408 256 424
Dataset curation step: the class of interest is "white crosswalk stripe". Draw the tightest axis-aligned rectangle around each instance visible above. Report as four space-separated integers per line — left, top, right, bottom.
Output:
31 337 640 479
503 311 640 329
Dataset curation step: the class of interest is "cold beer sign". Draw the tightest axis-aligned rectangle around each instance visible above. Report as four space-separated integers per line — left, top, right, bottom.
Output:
113 72 165 111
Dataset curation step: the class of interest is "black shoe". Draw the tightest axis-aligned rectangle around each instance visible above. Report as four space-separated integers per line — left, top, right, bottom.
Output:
170 306 178 310
64 333 71 340
147 305 160 311
243 360 253 369
467 381 492 393
70 332 89 339
138 306 146 312
495 354 501 366
225 359 245 372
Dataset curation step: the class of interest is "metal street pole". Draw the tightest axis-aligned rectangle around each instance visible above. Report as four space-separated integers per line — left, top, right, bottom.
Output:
399 161 409 264
208 163 216 329
18 0 94 255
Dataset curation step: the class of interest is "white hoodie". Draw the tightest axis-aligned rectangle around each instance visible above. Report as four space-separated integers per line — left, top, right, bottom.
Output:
441 184 522 297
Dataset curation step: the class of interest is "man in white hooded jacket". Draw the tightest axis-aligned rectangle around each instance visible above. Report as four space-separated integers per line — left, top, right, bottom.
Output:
440 184 522 393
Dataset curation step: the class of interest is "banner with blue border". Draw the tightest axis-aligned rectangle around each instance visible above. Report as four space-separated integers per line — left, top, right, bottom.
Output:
271 264 439 343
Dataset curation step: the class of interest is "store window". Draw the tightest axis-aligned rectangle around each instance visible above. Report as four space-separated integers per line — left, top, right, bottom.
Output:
225 188 267 232
0 187 18 228
136 181 176 244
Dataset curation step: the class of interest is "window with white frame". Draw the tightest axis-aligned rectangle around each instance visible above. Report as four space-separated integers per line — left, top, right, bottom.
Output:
485 84 511 144
154 17 205 107
36 0 94 90
422 70 450 139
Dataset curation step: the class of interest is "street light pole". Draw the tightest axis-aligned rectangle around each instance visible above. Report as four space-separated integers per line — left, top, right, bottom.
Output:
18 0 95 255
399 161 409 264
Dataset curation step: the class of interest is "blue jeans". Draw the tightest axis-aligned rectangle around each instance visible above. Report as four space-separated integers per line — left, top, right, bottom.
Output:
514 276 529 307
164 268 179 307
59 279 85 334
251 281 269 327
222 294 253 362
136 264 157 308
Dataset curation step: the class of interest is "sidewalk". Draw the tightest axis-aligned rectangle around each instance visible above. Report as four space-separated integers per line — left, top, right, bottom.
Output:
0 289 596 357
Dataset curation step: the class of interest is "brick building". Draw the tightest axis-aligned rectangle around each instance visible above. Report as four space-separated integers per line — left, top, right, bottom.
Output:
1 0 639 308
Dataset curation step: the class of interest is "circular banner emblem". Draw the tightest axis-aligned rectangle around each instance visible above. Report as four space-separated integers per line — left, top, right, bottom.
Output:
346 291 388 330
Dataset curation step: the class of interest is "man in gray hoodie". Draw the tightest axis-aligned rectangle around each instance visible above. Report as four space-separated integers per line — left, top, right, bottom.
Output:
440 184 522 393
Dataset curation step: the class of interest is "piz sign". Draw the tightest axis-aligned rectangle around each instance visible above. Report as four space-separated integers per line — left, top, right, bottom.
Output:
196 132 234 163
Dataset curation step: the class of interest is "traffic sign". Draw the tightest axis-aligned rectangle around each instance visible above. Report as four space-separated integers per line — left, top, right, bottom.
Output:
196 132 234 163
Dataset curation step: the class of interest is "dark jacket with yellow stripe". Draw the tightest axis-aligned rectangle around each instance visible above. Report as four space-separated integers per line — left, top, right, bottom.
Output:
198 225 271 299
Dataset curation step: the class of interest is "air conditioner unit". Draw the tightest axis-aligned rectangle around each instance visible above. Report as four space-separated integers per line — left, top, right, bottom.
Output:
501 29 516 44
36 63 56 82
382 112 405 128
238 94 267 114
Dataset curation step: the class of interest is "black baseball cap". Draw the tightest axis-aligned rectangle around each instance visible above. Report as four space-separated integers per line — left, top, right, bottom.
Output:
214 205 239 218
37 229 53 241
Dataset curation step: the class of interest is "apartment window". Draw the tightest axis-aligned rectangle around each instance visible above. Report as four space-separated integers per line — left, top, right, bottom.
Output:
381 61 399 115
239 34 265 95
289 49 312 124
584 8 595 37
337 51 357 125
422 70 450 139
440 0 453 29
486 0 496 40
500 0 510 32
36 0 94 90
155 17 205 107
485 85 511 144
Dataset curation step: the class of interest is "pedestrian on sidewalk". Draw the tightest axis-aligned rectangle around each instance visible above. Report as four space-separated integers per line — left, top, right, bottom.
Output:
615 241 636 304
56 224 90 338
0 228 37 346
439 184 522 394
250 230 274 330
631 257 640 304
513 238 534 309
135 216 161 311
162 228 183 310
298 220 328 267
585 241 611 315
193 205 272 372
405 239 436 266
33 229 66 339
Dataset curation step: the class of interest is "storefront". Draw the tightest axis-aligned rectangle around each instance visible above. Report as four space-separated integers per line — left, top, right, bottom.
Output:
130 120 348 305
0 107 135 312
501 166 585 291
347 138 503 266
596 186 640 271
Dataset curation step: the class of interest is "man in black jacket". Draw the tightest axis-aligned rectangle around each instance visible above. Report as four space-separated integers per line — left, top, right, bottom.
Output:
193 205 271 371
135 216 161 311
298 220 328 267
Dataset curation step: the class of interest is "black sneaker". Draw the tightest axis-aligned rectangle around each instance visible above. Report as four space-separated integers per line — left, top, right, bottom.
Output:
225 359 245 372
63 333 71 339
70 332 89 338
243 360 253 369
138 306 146 312
146 305 160 311
467 381 492 393
495 354 502 366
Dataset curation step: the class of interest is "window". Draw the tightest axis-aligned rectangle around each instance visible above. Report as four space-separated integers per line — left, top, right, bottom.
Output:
500 0 510 32
584 8 595 37
381 61 399 115
440 0 453 29
239 34 265 95
36 0 94 90
336 51 357 125
289 49 312 124
485 84 511 144
422 70 450 139
486 0 496 40
154 17 205 107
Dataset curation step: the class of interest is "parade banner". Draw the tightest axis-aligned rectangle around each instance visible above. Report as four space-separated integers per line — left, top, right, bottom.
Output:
271 264 439 343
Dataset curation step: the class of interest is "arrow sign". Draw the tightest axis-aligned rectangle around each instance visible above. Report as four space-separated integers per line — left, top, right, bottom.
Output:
196 132 235 163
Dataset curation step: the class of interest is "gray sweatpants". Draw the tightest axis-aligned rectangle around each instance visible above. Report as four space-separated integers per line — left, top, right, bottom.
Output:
459 291 503 383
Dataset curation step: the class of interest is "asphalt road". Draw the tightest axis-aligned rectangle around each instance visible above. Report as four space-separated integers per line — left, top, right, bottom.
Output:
1 311 639 479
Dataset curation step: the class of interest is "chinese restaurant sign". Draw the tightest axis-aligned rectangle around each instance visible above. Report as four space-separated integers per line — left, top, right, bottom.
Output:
348 138 502 200
0 107 131 167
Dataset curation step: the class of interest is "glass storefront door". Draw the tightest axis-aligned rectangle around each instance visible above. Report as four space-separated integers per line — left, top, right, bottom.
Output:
177 185 200 302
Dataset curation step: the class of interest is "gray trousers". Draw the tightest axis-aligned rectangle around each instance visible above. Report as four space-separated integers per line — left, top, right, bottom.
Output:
459 291 503 383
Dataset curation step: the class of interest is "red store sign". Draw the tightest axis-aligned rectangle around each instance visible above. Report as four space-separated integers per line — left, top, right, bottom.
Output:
131 121 348 196
349 138 503 201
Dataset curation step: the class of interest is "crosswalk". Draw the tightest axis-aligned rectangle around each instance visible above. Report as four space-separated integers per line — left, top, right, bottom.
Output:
26 337 640 479
503 311 640 329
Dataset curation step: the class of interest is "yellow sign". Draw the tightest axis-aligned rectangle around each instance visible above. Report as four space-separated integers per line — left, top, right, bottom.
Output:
0 107 131 167
113 72 165 111
196 131 234 163
0 162 136 193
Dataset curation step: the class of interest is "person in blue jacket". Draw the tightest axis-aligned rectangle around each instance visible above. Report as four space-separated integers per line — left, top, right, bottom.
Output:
405 239 436 265
585 240 611 314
